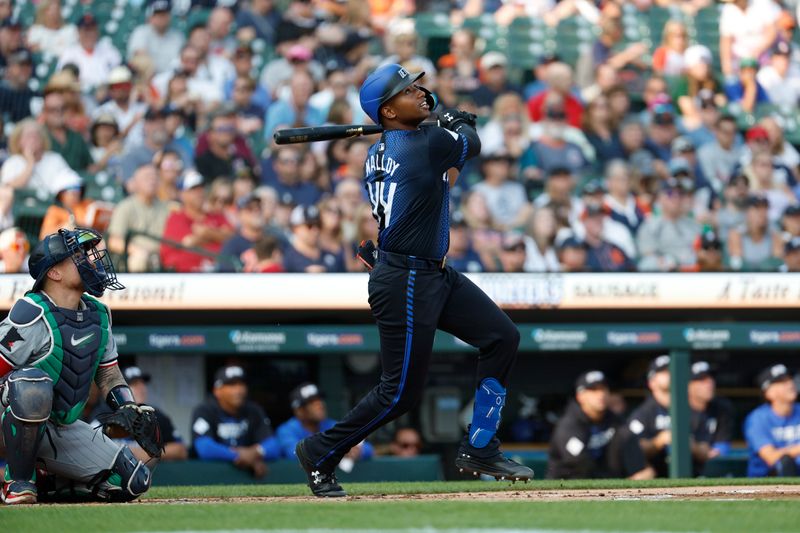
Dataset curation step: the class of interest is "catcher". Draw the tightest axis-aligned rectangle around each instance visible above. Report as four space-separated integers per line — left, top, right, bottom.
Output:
0 228 161 505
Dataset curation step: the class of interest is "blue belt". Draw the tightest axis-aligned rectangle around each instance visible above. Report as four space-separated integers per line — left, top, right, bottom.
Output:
377 249 446 271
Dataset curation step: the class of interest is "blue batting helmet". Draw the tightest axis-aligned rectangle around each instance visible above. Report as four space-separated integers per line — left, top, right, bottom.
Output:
359 63 424 124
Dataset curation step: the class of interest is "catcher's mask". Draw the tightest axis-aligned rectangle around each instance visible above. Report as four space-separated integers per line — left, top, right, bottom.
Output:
28 228 124 297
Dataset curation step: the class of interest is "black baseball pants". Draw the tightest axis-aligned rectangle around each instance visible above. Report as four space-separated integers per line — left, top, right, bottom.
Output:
305 262 520 471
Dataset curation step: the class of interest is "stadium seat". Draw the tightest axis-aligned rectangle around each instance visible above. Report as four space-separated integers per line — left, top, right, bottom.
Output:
12 189 52 247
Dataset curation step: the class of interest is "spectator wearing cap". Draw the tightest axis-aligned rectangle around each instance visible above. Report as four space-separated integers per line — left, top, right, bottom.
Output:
94 66 149 149
527 94 591 177
262 145 323 207
284 204 345 273
627 355 713 477
688 229 725 272
727 194 783 271
521 207 559 272
697 114 743 192
260 43 324 100
645 103 680 163
380 20 437 87
264 70 325 141
592 15 649 73
472 153 531 231
636 177 702 271
556 235 588 272
160 170 234 272
196 106 258 184
724 57 770 114
744 364 800 477
0 226 29 273
580 203 634 272
780 237 800 271
548 370 654 480
757 42 800 107
604 160 647 237
42 89 92 172
0 119 75 194
498 232 527 273
669 154 714 227
190 365 281 478
217 193 265 272
27 0 78 57
107 164 170 272
0 47 35 122
224 42 271 113
117 107 171 183
719 0 780 79
277 382 374 461
127 0 184 74
759 116 800 178
527 62 582 129
689 361 735 457
470 51 522 114
91 366 188 462
235 0 281 45
533 167 582 230
57 14 122 92
448 211 485 273
717 172 750 244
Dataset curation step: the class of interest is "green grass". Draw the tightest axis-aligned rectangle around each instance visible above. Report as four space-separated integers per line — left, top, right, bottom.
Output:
2 480 800 533
3 500 800 532
144 477 800 499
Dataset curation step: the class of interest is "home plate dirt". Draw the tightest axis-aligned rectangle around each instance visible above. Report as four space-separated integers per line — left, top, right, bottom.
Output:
136 485 800 505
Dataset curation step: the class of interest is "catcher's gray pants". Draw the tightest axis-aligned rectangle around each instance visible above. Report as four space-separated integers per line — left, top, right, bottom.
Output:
1 419 141 500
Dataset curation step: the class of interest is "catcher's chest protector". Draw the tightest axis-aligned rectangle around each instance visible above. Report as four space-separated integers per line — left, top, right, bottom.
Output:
26 293 109 425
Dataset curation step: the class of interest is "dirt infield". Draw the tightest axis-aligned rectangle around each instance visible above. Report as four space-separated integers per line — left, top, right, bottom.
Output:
139 484 800 505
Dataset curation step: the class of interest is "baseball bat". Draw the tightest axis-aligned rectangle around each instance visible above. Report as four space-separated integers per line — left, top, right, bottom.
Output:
274 124 384 145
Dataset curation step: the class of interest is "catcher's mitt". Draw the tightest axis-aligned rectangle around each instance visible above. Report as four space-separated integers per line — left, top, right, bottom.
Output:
97 404 163 458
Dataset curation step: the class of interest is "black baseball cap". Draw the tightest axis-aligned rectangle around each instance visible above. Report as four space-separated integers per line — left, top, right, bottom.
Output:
124 366 151 384
144 107 167 121
690 361 713 381
784 204 800 217
557 235 588 251
699 229 722 250
148 0 171 16
746 194 769 208
647 355 671 379
575 370 609 392
0 17 22 30
77 13 98 28
548 166 572 178
7 47 32 65
757 364 792 391
581 179 605 196
290 204 321 227
785 236 800 254
290 382 324 410
213 365 246 388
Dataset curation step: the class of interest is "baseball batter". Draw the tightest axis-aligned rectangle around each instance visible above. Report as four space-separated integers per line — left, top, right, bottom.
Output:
0 228 160 504
295 64 533 497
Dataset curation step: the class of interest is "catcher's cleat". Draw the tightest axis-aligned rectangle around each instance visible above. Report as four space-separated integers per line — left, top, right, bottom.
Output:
295 439 347 498
455 435 534 482
2 480 37 505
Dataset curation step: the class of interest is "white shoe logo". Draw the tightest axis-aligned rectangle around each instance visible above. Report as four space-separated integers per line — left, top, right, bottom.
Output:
70 333 95 347
311 471 323 484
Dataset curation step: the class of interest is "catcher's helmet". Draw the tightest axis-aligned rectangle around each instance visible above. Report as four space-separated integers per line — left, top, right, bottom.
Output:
29 228 124 297
359 63 424 124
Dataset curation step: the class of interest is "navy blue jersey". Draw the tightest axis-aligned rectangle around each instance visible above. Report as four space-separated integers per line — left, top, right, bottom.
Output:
364 126 468 259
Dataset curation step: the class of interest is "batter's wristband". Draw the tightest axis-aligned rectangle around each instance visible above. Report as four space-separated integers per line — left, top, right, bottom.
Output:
107 385 136 410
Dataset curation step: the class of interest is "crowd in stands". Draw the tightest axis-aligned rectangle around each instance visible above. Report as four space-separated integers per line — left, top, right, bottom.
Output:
0 0 799 273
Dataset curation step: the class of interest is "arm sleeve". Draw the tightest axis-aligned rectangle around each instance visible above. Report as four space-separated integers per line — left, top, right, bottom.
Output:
194 436 237 461
744 409 773 456
426 127 475 175
549 420 595 478
276 422 300 457
259 435 283 460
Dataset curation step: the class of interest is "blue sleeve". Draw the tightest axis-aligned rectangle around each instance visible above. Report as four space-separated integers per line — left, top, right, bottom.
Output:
713 442 732 456
744 409 773 456
194 436 237 462
276 422 301 458
259 435 283 460
360 441 374 460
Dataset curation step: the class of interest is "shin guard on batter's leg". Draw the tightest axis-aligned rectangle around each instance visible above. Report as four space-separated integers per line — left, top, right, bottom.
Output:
468 378 506 448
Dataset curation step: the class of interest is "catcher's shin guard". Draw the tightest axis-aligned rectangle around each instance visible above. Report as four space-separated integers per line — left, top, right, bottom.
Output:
96 446 151 502
1 368 53 488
